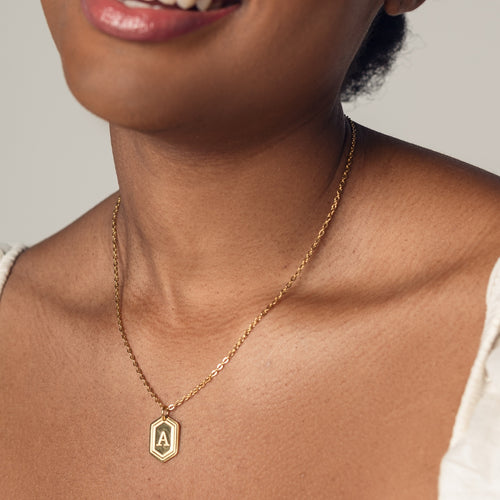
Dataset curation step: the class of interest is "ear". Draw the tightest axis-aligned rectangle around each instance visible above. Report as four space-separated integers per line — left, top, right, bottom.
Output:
384 0 426 16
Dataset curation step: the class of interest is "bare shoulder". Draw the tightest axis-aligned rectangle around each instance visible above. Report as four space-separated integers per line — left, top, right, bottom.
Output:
355 126 500 274
318 125 500 355
0 195 116 311
0 194 116 376
0 196 121 497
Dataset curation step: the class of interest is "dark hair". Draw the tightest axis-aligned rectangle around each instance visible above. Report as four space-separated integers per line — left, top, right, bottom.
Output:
341 10 407 101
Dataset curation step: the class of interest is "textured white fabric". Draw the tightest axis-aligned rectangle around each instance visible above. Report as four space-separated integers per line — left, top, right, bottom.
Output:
0 243 26 298
439 258 500 499
1 245 500 495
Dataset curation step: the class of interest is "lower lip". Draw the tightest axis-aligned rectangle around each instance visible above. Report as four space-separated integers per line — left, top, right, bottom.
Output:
81 0 239 42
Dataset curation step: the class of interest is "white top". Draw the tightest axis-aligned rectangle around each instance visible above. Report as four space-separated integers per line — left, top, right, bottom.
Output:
1 244 500 497
439 257 500 499
0 243 26 296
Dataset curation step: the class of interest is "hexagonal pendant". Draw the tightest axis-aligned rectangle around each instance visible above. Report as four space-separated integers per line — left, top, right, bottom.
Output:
149 416 180 462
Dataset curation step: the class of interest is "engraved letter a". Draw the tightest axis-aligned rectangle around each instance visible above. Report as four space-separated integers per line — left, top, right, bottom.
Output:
157 430 170 447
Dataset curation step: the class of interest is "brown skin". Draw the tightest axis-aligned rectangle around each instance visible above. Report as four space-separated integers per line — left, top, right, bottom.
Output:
1 0 500 498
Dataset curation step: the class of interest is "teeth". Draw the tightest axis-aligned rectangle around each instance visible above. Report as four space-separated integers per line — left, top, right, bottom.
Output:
195 0 212 11
123 0 164 9
175 0 197 8
120 0 220 11
123 0 155 7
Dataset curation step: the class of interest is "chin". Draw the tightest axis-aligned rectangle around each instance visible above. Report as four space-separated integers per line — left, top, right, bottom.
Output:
44 0 242 132
63 61 177 132
44 0 361 138
59 36 226 133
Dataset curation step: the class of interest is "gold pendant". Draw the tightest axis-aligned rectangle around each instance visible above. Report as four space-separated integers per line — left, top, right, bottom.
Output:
149 415 180 462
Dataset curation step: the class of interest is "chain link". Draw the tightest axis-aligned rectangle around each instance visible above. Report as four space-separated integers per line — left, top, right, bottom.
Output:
112 118 357 416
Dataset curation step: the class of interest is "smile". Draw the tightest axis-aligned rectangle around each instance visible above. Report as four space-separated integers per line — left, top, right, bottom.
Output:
118 0 240 12
81 0 241 42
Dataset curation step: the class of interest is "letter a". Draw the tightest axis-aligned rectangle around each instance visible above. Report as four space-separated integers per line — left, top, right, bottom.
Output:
157 430 170 447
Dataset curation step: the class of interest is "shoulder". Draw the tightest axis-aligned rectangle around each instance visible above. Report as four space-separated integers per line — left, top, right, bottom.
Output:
0 196 116 333
0 197 116 417
355 126 500 272
315 124 500 368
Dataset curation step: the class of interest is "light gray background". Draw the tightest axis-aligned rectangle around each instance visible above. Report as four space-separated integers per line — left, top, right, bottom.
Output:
1 1 499 245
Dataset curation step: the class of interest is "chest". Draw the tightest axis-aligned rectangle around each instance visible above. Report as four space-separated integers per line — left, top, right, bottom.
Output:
0 292 483 499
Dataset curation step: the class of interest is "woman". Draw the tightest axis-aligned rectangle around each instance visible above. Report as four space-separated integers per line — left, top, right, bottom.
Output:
1 0 499 498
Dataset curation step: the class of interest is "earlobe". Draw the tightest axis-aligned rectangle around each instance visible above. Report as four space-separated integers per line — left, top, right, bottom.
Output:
384 0 426 16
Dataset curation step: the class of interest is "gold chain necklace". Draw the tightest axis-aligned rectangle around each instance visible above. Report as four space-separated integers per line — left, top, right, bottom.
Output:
112 118 357 463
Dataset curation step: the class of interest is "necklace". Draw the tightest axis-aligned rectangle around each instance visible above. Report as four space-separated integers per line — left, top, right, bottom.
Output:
112 118 357 463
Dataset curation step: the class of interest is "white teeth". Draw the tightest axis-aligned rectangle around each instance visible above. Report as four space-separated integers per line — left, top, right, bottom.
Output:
120 0 222 11
195 0 213 11
123 0 155 7
175 0 197 9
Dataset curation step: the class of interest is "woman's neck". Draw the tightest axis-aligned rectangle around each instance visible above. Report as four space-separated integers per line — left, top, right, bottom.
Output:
111 105 349 313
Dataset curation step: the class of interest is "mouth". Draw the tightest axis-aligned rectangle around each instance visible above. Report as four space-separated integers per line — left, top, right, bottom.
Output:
81 0 241 42
118 0 241 12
